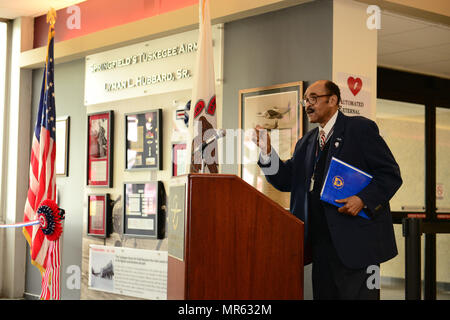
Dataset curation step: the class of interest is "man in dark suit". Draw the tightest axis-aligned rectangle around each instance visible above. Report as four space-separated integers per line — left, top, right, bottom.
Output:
253 80 402 300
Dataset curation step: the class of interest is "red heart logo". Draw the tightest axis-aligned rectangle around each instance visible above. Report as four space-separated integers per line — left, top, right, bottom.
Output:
347 77 362 96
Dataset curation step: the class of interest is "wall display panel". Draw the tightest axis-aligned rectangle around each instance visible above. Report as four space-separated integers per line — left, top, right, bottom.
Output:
167 183 186 261
55 116 70 176
172 142 187 177
125 109 162 170
239 81 303 209
88 245 167 300
87 194 111 238
123 181 165 238
87 111 114 187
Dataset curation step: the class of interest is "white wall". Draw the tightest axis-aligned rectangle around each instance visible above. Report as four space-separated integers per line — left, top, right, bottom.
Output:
1 17 33 298
333 0 378 120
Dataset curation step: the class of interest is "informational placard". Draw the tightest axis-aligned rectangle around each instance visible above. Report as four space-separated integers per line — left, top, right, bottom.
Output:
88 245 168 300
336 72 372 119
85 25 223 105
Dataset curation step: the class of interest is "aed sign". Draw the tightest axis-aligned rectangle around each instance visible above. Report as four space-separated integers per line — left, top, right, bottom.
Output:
84 25 223 105
336 72 372 119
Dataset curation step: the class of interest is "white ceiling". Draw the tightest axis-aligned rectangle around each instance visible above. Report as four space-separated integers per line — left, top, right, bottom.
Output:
0 0 85 19
378 11 450 79
0 1 449 79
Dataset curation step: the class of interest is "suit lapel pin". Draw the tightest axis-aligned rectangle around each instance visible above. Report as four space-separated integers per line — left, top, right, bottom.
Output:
335 137 342 148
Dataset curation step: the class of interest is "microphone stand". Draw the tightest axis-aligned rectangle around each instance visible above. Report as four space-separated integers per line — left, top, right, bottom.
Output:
195 129 226 174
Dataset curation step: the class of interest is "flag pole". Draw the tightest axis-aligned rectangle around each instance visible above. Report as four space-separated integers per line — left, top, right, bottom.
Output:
45 8 56 85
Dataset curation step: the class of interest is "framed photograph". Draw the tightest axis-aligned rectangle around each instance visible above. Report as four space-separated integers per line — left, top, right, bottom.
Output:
239 81 303 209
125 109 162 170
87 194 111 238
87 111 114 187
123 181 164 238
56 116 70 176
172 142 187 177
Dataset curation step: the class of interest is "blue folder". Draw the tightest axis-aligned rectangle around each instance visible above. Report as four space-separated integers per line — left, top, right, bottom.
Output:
320 157 373 220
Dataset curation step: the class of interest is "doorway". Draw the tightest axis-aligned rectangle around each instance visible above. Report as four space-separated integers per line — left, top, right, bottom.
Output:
376 67 450 299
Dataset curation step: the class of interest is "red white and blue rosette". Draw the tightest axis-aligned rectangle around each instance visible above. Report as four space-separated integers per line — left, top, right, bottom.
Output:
0 199 65 300
37 199 65 241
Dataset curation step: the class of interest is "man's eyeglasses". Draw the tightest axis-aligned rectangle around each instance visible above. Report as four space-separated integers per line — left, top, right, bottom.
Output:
300 94 332 107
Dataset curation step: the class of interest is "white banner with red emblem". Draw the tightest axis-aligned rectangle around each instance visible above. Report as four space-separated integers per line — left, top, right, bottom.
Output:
187 0 219 173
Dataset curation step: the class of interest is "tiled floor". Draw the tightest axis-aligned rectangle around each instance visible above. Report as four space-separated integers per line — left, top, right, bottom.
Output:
303 266 450 300
380 281 450 300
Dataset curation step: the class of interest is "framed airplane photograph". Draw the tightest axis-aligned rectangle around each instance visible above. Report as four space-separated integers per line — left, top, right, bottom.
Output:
238 81 303 209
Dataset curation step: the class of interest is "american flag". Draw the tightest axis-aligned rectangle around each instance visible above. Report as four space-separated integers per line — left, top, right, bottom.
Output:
22 20 58 298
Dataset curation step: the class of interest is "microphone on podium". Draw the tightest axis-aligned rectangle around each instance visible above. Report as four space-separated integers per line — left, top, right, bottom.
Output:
195 129 226 153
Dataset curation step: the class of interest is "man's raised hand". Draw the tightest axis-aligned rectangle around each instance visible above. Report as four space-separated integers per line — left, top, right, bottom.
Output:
252 125 271 155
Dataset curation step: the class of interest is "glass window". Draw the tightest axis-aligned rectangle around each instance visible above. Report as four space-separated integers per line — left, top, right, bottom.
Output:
436 107 450 214
376 99 426 299
0 22 6 108
435 107 450 299
0 21 8 222
0 22 7 115
376 98 425 212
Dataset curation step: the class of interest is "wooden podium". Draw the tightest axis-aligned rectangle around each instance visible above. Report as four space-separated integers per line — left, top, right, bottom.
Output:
167 174 304 300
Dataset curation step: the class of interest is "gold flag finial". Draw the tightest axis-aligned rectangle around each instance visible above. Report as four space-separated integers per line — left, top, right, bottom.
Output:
47 8 57 26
